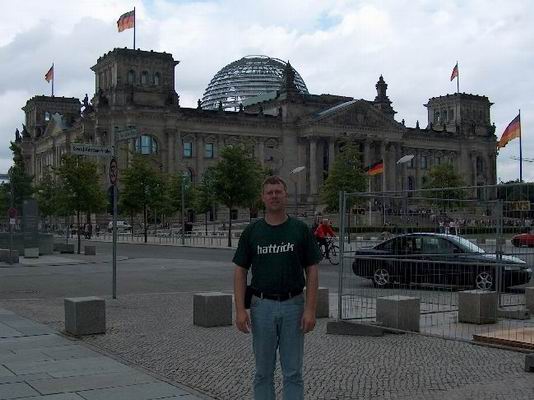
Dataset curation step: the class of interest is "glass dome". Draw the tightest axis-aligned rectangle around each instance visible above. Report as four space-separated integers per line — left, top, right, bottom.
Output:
201 55 308 111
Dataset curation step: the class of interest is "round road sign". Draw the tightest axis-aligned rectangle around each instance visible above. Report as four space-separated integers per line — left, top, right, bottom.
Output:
109 158 118 185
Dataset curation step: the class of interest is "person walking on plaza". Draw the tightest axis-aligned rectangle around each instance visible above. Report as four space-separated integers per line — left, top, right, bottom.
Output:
233 176 321 400
314 218 336 259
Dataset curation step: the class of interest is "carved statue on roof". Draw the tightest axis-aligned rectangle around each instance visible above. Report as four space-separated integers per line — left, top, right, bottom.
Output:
279 61 298 94
21 124 30 139
82 93 95 116
15 128 21 143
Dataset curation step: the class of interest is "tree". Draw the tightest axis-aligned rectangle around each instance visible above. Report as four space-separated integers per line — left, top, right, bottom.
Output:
55 155 107 253
8 142 33 212
162 172 194 225
320 141 367 211
192 167 218 235
212 146 264 247
120 155 166 242
34 167 62 230
422 163 466 210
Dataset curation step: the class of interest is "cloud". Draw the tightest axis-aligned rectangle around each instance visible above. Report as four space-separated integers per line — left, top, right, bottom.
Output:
1 0 533 182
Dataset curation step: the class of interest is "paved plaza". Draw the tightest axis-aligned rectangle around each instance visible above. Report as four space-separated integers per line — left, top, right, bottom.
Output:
0 248 534 399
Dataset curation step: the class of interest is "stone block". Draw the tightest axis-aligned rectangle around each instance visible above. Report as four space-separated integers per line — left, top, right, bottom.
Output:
0 249 19 263
193 292 232 327
59 243 75 254
526 353 534 372
526 287 534 314
376 295 420 332
303 286 329 318
84 245 96 256
458 290 498 324
23 248 39 258
64 297 106 336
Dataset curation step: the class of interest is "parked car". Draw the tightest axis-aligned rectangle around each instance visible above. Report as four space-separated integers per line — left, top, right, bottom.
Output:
352 233 532 290
511 232 534 247
107 220 132 233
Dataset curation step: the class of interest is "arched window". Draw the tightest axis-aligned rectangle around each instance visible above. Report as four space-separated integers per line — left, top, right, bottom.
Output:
153 72 160 85
135 135 158 154
44 112 51 121
127 70 135 84
141 71 149 85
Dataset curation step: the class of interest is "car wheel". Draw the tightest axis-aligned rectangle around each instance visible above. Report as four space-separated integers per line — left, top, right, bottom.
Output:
475 271 494 291
511 239 519 247
373 268 391 288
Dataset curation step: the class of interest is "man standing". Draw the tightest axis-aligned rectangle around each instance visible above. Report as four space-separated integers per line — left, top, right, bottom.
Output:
233 176 321 400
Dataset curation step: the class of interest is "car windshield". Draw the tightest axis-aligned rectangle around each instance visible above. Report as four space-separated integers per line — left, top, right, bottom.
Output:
447 236 485 253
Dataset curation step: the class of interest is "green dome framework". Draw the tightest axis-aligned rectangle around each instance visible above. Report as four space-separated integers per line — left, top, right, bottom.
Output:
201 55 308 111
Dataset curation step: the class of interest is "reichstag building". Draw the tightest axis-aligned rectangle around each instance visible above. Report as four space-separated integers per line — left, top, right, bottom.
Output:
15 48 497 218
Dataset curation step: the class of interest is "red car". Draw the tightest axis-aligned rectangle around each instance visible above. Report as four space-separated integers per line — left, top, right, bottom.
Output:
511 232 534 247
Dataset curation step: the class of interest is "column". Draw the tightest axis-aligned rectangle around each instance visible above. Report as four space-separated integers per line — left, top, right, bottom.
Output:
167 131 174 174
381 141 387 192
363 140 371 168
328 138 335 173
415 149 420 191
309 138 317 196
196 135 204 178
258 140 265 166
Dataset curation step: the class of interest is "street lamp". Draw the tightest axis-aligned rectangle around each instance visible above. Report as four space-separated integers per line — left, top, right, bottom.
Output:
289 166 306 216
396 154 414 231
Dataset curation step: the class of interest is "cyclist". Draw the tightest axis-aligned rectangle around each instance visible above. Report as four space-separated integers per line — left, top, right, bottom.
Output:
314 218 336 259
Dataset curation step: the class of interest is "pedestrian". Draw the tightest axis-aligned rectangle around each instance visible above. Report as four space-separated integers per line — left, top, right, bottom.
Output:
233 175 321 400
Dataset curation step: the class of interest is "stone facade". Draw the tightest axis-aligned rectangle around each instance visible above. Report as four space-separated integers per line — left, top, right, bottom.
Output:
15 48 498 218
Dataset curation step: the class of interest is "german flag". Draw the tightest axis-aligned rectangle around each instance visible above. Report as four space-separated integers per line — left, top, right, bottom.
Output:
365 160 384 176
117 10 135 32
44 64 54 82
450 63 458 81
497 114 521 149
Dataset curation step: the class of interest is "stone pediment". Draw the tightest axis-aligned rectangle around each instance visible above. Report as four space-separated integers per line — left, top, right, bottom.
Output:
312 99 404 131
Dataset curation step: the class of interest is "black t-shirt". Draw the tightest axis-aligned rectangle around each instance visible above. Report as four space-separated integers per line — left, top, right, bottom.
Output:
232 216 321 294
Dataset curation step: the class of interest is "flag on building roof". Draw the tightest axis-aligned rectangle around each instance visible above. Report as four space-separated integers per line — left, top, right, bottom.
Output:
44 64 54 82
365 160 384 176
117 10 135 32
497 114 521 149
450 63 459 81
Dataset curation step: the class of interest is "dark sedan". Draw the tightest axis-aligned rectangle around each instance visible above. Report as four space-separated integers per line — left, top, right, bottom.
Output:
352 233 532 290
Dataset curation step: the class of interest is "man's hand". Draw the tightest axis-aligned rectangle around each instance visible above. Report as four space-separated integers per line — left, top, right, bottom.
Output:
236 309 251 333
300 308 316 333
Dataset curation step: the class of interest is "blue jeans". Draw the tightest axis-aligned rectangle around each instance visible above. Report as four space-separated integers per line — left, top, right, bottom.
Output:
250 294 305 400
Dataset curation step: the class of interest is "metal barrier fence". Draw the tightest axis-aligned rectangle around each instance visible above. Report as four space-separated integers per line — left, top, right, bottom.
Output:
87 231 237 248
338 183 534 348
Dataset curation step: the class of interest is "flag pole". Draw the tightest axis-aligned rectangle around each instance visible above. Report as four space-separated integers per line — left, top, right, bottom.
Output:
133 7 136 49
456 61 459 94
51 63 54 97
519 109 523 182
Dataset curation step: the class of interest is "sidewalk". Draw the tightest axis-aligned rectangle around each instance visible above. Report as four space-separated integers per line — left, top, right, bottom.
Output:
0 308 210 400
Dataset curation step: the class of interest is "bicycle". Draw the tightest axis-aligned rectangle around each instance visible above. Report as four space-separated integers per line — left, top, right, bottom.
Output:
320 237 340 265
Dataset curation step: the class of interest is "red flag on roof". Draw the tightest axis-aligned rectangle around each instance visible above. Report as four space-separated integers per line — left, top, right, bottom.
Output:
450 63 458 81
117 10 135 32
44 64 54 82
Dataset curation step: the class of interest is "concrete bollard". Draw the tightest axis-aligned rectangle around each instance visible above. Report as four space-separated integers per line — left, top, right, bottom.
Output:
23 248 39 258
376 295 420 332
193 292 232 327
64 297 106 336
304 287 329 318
59 244 75 254
458 290 498 324
84 245 96 256
0 249 19 264
525 287 534 314
526 354 534 372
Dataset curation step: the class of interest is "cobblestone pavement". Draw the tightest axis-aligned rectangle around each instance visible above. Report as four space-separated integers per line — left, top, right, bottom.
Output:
1 292 533 400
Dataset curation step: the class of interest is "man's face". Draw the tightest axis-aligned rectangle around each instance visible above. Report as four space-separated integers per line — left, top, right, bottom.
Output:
262 183 287 212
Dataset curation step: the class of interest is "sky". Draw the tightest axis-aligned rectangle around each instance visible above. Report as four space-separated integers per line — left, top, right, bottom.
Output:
1 0 533 182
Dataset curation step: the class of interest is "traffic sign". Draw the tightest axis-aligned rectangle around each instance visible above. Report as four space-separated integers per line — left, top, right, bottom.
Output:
7 207 17 219
71 144 113 157
115 127 139 142
109 158 118 185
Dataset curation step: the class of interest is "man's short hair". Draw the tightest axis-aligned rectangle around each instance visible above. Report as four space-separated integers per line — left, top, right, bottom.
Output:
262 175 287 192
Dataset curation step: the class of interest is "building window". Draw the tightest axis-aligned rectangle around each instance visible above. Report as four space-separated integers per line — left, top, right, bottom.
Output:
230 209 238 220
442 110 447 122
44 112 51 121
421 156 428 169
154 72 160 85
449 109 454 121
409 156 415 169
476 156 484 173
135 135 158 154
141 71 148 85
127 70 135 84
434 111 440 124
204 143 214 158
185 168 193 183
436 156 441 165
183 142 192 158
408 176 415 191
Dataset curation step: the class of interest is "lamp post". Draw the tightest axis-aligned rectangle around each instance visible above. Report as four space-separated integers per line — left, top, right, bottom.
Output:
289 166 306 216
